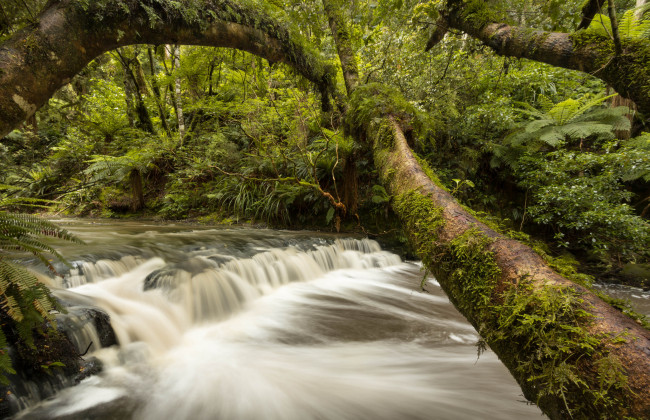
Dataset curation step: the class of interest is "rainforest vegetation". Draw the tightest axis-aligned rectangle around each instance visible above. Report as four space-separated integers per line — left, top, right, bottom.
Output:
1 0 650 418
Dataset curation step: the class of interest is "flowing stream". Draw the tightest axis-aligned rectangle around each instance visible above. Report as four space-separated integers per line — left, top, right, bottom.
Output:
12 220 552 419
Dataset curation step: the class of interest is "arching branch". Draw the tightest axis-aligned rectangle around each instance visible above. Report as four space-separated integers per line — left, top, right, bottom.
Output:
0 0 336 138
429 0 650 119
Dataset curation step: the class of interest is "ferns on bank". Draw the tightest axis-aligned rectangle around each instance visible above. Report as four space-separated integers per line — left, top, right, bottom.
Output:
0 200 82 383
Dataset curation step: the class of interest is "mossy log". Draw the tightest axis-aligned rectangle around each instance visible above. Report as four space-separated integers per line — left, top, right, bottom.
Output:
433 0 650 118
350 91 650 418
0 0 335 138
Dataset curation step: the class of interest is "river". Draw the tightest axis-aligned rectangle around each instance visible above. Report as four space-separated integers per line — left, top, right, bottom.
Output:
12 220 554 419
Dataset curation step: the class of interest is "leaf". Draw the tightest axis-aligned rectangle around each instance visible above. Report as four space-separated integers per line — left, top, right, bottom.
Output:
538 129 566 147
325 207 335 224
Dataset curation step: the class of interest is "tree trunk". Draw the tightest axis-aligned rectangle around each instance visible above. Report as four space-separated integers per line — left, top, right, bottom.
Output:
171 45 185 144
578 0 606 29
435 0 650 118
351 94 650 418
321 0 360 96
121 64 137 128
636 0 647 20
117 48 155 133
129 168 145 211
0 0 335 138
148 47 172 138
321 0 360 216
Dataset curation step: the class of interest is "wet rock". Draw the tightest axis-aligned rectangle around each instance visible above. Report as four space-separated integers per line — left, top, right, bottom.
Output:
143 256 217 291
14 395 140 420
57 307 118 351
0 298 117 418
0 319 82 418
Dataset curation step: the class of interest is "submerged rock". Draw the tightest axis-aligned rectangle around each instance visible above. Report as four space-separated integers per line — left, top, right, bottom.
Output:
143 256 218 291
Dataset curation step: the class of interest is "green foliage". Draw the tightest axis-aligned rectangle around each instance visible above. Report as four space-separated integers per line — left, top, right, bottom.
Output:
0 202 82 383
484 92 647 263
84 149 156 184
584 10 650 39
344 83 433 140
496 93 629 160
513 144 650 261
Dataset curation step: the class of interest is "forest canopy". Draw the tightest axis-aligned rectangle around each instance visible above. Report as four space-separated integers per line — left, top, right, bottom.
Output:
1 0 650 418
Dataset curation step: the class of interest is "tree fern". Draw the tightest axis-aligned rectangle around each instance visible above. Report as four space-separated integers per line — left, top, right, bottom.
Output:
494 93 630 168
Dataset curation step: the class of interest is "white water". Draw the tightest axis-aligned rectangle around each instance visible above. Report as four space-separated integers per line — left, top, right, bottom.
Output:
17 222 543 419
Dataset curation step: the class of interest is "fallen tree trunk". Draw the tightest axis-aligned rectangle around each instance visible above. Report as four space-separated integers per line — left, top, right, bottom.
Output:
0 0 335 138
430 0 650 118
346 84 650 419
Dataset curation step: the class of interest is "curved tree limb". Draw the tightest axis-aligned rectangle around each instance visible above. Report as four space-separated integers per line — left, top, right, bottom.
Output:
0 0 336 138
431 0 650 118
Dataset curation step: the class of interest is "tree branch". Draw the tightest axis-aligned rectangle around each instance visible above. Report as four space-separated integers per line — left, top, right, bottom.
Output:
608 0 623 56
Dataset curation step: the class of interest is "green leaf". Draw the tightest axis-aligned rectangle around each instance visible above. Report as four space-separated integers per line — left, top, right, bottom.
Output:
326 207 335 224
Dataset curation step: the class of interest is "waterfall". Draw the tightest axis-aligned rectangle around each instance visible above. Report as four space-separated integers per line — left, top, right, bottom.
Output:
13 223 543 420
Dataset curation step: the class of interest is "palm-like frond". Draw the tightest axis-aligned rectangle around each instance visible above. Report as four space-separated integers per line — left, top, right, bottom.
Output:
586 11 650 38
84 149 157 183
497 94 630 168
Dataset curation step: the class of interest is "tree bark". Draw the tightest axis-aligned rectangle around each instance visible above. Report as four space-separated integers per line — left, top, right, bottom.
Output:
171 45 185 144
321 0 360 96
636 0 648 20
0 0 335 138
356 106 650 419
147 47 172 138
116 48 155 133
321 0 361 216
129 168 145 211
578 0 606 30
608 0 623 56
435 0 650 118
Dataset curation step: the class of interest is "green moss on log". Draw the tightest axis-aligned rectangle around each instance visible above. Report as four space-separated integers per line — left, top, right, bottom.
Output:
71 0 335 93
488 279 634 419
570 30 650 115
390 188 634 418
344 83 421 140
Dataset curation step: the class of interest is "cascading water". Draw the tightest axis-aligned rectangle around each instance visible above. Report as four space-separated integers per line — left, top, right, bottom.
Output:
14 220 545 419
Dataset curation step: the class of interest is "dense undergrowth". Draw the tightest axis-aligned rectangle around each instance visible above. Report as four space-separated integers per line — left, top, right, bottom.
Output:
1 1 648 278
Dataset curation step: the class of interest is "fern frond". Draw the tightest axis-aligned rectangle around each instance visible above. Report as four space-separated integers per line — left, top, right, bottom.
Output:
524 119 554 133
566 94 616 124
0 328 16 385
537 95 555 113
548 98 582 124
3 295 24 322
559 122 615 140
586 10 650 39
538 128 566 147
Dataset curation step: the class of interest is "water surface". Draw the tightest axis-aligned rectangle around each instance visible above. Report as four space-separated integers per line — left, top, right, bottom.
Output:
17 220 544 419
